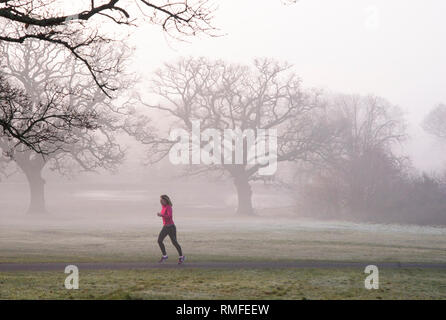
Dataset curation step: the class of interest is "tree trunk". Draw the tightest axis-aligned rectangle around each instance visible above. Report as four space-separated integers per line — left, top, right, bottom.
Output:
234 176 255 215
14 151 48 215
24 169 47 214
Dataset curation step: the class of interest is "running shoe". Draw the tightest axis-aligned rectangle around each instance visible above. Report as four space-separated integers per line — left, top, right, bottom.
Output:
178 256 186 265
158 255 168 263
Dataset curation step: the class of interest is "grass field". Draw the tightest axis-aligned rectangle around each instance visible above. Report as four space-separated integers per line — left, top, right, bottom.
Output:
1 185 446 300
1 209 446 264
1 268 445 300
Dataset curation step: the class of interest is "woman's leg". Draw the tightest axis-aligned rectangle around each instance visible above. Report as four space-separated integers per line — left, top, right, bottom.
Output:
167 225 183 256
158 227 169 256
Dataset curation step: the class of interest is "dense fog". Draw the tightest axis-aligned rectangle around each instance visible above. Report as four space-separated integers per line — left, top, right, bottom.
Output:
1 0 446 231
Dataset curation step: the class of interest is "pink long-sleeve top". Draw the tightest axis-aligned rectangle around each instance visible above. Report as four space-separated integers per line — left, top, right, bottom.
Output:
160 205 174 226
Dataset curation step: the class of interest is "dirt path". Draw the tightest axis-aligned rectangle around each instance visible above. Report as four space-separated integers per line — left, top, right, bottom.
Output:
1 261 446 272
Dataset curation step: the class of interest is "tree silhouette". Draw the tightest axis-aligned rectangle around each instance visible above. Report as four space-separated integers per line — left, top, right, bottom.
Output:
294 94 408 219
423 104 446 139
0 0 217 96
132 57 332 215
0 72 99 155
0 37 129 214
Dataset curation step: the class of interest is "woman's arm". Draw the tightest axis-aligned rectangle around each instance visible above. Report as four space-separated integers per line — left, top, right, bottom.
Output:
158 207 171 217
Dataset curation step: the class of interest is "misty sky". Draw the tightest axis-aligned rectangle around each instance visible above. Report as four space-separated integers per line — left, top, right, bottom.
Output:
126 0 446 171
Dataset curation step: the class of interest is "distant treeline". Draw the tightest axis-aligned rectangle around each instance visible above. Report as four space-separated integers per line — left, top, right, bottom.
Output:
293 97 446 226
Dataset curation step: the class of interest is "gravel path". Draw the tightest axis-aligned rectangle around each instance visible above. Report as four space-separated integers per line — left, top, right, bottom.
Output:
1 261 446 272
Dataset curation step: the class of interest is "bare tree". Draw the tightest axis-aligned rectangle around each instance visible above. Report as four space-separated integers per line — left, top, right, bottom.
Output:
0 0 217 96
294 94 408 219
131 57 331 215
0 71 99 155
0 37 129 214
423 103 446 139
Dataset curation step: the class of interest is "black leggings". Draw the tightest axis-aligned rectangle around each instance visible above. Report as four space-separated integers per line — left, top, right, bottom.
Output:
158 224 182 256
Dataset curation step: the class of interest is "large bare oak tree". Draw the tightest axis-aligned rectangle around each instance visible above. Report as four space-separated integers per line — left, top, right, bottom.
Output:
132 57 333 215
0 37 130 214
0 1 217 154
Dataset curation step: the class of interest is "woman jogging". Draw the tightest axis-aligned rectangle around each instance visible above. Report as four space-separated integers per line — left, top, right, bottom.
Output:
157 195 185 264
